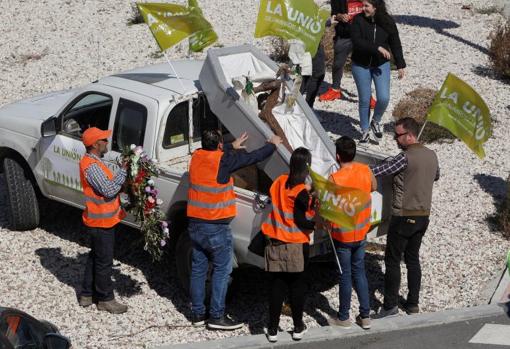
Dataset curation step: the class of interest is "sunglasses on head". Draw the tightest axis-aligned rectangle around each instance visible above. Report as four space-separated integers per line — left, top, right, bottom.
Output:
393 132 408 140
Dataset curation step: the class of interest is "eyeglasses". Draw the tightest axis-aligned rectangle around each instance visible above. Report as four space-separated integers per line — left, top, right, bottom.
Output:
393 132 408 140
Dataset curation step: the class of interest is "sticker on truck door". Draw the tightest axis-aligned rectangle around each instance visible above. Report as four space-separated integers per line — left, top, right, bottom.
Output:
38 135 85 192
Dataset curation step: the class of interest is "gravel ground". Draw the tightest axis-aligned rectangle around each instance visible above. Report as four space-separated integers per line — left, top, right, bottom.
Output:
1 1 510 348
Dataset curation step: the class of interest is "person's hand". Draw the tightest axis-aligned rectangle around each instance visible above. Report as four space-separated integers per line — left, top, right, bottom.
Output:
378 46 391 60
121 159 129 170
232 131 248 150
397 68 405 80
268 135 283 146
330 15 339 25
337 13 350 23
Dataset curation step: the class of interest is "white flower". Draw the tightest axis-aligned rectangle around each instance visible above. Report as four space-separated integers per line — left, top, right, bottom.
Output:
147 179 155 186
163 228 169 234
134 146 143 156
156 198 163 205
130 144 136 150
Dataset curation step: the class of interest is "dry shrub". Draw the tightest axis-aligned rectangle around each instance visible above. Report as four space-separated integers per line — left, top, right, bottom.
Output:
392 87 455 143
127 3 144 25
489 19 510 79
321 26 336 71
498 175 510 239
269 38 290 63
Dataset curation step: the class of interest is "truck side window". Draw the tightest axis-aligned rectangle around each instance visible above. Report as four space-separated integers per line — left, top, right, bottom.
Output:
61 93 112 139
112 98 147 152
162 101 189 149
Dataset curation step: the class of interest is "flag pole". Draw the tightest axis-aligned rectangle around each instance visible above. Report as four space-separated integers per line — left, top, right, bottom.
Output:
325 224 342 275
417 120 428 141
162 50 187 93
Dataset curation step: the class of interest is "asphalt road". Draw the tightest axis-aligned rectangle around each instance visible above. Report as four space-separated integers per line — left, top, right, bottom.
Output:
280 313 510 349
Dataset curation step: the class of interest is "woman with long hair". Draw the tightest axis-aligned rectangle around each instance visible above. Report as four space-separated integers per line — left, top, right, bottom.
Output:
351 0 406 143
261 147 318 343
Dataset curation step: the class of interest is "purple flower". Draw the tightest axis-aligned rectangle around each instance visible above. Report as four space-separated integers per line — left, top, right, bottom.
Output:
152 189 159 196
161 221 168 228
160 240 167 247
145 186 152 193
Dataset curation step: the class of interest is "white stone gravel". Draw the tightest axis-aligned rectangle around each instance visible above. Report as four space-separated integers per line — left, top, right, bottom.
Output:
1 0 510 348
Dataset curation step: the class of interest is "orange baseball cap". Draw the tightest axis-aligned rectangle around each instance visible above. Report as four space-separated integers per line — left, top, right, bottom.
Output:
82 127 112 147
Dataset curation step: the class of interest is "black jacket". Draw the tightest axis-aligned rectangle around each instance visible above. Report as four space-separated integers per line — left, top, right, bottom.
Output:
331 0 350 39
350 13 406 69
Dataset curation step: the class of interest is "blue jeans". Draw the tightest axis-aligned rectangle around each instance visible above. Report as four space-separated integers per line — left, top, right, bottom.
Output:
189 222 233 319
352 62 391 132
335 239 370 320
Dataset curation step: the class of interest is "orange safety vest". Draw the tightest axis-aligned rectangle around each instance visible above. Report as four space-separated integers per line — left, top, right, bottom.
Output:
329 162 372 243
261 174 314 244
79 155 126 228
187 149 237 220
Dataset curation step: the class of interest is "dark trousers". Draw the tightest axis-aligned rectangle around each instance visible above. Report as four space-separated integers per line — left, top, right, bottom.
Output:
300 44 325 108
332 38 353 90
81 226 115 301
384 216 429 310
268 244 309 331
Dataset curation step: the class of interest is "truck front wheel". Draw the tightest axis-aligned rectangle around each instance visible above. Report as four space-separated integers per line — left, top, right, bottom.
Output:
3 158 40 230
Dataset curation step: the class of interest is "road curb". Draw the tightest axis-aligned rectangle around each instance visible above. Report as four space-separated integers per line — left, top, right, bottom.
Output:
153 304 505 349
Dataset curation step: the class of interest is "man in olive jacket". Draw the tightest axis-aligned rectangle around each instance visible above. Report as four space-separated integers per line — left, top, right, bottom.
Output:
371 117 439 317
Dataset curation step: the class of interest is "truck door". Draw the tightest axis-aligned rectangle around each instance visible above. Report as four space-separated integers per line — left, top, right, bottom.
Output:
37 89 117 207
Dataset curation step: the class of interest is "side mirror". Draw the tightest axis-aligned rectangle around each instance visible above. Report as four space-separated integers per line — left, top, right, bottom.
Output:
43 333 71 349
41 117 57 137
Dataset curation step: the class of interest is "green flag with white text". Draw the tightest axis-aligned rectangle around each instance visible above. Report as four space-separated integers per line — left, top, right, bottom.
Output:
309 169 371 229
254 0 329 56
137 2 217 53
426 73 491 159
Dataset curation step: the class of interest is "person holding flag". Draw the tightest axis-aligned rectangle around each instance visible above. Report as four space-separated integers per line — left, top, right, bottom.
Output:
326 136 377 330
261 147 320 342
371 117 439 318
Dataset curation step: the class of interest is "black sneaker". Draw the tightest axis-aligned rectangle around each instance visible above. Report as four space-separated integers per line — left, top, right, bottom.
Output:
191 313 206 327
292 324 307 340
372 306 398 319
402 303 420 314
371 121 383 138
265 327 278 342
359 131 370 143
207 315 243 330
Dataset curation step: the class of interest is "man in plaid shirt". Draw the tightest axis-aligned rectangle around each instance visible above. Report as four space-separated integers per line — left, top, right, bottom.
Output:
371 117 439 318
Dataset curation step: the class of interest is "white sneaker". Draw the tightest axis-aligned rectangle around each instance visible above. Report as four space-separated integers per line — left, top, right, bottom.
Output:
292 324 307 340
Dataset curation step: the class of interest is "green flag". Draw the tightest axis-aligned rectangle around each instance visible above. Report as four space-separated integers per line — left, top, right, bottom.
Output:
426 73 491 159
507 250 510 277
309 169 371 229
254 0 329 56
137 2 217 53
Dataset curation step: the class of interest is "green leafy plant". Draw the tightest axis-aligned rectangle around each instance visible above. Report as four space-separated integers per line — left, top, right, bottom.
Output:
498 175 510 239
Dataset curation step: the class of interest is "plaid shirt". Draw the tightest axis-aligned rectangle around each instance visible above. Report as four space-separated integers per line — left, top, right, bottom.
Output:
84 153 127 199
371 152 440 180
370 152 408 177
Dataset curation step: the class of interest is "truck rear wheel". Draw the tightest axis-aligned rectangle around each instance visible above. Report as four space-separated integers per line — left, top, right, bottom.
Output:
3 158 40 230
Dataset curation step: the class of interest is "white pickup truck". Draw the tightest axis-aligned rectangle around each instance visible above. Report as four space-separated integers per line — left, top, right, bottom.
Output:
0 45 392 290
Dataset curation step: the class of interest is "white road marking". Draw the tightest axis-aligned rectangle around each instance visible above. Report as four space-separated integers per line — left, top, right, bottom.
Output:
469 324 510 346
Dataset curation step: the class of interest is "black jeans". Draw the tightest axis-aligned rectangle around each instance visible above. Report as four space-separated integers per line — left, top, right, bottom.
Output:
267 244 309 331
383 216 429 310
300 44 325 108
81 226 115 301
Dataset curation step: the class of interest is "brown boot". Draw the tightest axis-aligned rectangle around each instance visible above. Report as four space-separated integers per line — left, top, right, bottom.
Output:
97 299 128 314
78 296 93 308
